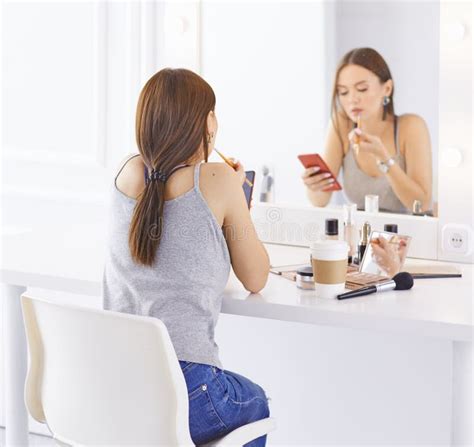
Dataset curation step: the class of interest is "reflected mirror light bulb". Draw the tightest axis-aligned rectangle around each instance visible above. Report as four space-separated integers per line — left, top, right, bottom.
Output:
443 22 467 42
441 147 463 168
164 15 188 35
176 16 189 34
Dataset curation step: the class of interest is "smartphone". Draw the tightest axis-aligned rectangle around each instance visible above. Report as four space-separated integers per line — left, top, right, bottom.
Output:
243 170 255 209
297 153 342 191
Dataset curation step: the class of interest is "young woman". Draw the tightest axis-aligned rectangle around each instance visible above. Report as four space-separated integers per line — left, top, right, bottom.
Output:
102 68 271 446
301 47 433 214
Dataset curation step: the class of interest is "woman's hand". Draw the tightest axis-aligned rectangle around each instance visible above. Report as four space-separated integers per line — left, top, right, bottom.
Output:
301 167 335 192
370 237 401 277
348 128 390 161
228 157 246 185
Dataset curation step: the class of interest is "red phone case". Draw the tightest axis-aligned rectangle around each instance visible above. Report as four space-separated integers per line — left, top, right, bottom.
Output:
297 153 342 191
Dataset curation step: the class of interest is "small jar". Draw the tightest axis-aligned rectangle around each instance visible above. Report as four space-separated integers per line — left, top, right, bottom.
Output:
296 266 315 290
365 194 379 213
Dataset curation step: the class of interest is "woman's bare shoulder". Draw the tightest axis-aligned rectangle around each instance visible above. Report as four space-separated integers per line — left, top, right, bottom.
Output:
115 153 145 198
200 161 235 178
398 113 428 131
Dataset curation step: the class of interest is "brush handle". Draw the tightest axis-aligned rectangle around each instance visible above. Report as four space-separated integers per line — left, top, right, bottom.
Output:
214 149 253 187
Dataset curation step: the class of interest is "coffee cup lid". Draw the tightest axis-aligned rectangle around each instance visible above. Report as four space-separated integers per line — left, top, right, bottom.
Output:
310 240 348 251
310 240 349 260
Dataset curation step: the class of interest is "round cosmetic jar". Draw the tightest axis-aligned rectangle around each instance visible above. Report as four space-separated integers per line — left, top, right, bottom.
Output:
296 266 315 290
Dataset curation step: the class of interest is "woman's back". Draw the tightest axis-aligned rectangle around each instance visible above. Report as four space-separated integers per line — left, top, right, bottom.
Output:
102 154 231 369
102 68 271 446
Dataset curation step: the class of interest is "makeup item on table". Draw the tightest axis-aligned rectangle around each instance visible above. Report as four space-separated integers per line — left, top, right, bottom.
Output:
337 271 414 300
358 222 371 263
214 148 253 187
360 230 412 278
271 262 394 290
296 266 315 290
311 240 349 298
365 194 379 213
325 218 339 240
384 224 398 233
270 263 309 282
403 261 462 279
343 203 358 263
347 259 461 290
412 273 462 279
345 271 389 290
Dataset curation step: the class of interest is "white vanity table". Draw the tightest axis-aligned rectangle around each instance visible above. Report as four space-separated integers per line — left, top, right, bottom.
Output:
1 221 472 446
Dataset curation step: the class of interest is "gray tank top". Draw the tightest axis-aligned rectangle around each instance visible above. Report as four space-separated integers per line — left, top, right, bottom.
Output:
342 116 407 213
102 155 231 369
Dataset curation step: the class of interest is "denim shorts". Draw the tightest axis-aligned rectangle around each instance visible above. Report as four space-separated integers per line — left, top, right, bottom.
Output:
179 360 270 446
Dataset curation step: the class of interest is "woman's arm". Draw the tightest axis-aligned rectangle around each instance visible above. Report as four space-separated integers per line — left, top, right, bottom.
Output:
217 164 270 293
388 115 432 211
303 119 345 207
354 114 432 211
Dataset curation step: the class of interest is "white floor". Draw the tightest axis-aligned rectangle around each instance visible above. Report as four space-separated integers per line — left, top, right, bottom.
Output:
0 427 55 446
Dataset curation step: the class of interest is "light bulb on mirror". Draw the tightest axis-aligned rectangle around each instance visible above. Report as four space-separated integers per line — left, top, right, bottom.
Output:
442 22 467 42
176 16 189 35
441 147 463 168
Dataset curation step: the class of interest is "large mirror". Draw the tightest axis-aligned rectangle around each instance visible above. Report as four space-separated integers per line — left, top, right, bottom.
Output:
200 1 439 216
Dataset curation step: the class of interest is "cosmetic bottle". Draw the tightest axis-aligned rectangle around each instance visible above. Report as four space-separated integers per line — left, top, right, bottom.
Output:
296 266 315 290
259 164 274 203
343 203 358 263
412 200 424 216
412 200 434 217
384 224 398 234
358 222 371 263
325 218 339 240
365 194 379 213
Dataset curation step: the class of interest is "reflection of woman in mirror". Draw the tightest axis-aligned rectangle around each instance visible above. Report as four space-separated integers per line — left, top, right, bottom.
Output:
302 48 432 214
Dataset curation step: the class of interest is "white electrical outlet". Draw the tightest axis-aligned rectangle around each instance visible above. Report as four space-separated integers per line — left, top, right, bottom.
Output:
442 224 473 255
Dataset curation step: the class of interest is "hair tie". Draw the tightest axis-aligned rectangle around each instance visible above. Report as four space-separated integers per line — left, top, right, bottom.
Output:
149 168 167 183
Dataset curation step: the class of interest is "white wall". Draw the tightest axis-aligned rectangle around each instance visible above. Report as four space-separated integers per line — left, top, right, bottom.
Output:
333 0 440 204
1 0 165 435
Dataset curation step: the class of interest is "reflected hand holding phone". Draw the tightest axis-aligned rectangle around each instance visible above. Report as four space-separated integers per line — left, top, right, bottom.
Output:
359 231 411 277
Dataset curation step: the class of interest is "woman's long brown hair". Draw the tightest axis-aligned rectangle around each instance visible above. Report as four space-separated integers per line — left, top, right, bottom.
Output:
129 68 216 266
331 48 395 147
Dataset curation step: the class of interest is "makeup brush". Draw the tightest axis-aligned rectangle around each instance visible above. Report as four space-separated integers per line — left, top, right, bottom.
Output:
353 114 361 155
214 148 253 187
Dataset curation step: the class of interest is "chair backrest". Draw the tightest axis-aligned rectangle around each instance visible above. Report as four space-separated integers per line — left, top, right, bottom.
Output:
21 293 194 446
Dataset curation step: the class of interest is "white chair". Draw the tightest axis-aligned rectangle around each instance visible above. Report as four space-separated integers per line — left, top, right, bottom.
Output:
21 294 276 446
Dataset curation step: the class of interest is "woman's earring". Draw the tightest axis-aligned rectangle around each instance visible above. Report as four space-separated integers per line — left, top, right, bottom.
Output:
382 96 390 120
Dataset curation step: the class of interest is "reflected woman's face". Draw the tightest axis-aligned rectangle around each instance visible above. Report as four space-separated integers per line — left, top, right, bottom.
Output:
336 64 391 123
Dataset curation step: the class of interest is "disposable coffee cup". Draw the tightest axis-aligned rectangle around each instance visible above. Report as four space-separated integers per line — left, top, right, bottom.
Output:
310 240 349 298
